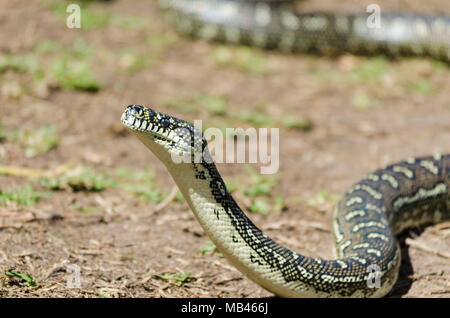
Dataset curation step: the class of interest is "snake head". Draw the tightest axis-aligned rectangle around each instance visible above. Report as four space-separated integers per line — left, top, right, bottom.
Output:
122 104 168 132
121 105 210 164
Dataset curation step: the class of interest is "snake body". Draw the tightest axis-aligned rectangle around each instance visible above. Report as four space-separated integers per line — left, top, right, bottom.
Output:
158 0 450 61
121 105 450 297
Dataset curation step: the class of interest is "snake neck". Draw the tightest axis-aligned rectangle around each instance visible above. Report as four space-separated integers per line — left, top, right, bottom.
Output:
168 158 397 297
168 160 327 297
158 0 450 61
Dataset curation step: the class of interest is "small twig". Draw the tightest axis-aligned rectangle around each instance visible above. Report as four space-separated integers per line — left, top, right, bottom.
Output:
216 277 242 285
410 271 442 281
39 282 64 292
139 274 153 285
164 246 185 255
405 238 450 259
297 220 330 233
152 186 178 213
431 290 450 295
42 260 69 280
0 162 75 178
13 250 36 257
0 165 51 178
78 249 103 256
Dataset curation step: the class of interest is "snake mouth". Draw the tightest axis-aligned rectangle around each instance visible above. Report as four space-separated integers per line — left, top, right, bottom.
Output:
121 105 159 133
121 104 177 143
121 105 205 155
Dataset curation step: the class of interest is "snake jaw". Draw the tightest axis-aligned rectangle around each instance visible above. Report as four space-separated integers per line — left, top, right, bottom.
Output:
121 105 155 132
121 104 209 163
122 104 190 134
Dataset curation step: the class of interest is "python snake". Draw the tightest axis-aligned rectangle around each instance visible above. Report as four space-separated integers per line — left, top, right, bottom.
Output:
121 105 450 297
158 0 450 61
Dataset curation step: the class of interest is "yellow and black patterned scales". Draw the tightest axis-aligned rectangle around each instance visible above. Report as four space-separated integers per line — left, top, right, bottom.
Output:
121 105 450 297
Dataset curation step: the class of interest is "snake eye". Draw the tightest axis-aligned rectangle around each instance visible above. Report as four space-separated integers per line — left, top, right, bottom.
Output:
130 105 145 118
160 117 170 129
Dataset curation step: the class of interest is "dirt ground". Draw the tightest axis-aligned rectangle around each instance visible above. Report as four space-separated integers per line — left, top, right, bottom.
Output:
0 0 449 298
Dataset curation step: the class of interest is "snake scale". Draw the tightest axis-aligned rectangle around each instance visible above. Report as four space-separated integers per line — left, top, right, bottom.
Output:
158 0 450 61
121 105 450 297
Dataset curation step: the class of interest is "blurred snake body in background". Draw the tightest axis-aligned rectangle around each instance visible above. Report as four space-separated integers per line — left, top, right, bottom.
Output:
158 0 450 61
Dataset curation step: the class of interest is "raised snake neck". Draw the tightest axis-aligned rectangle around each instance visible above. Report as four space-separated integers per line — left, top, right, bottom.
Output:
121 105 450 297
158 0 450 61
